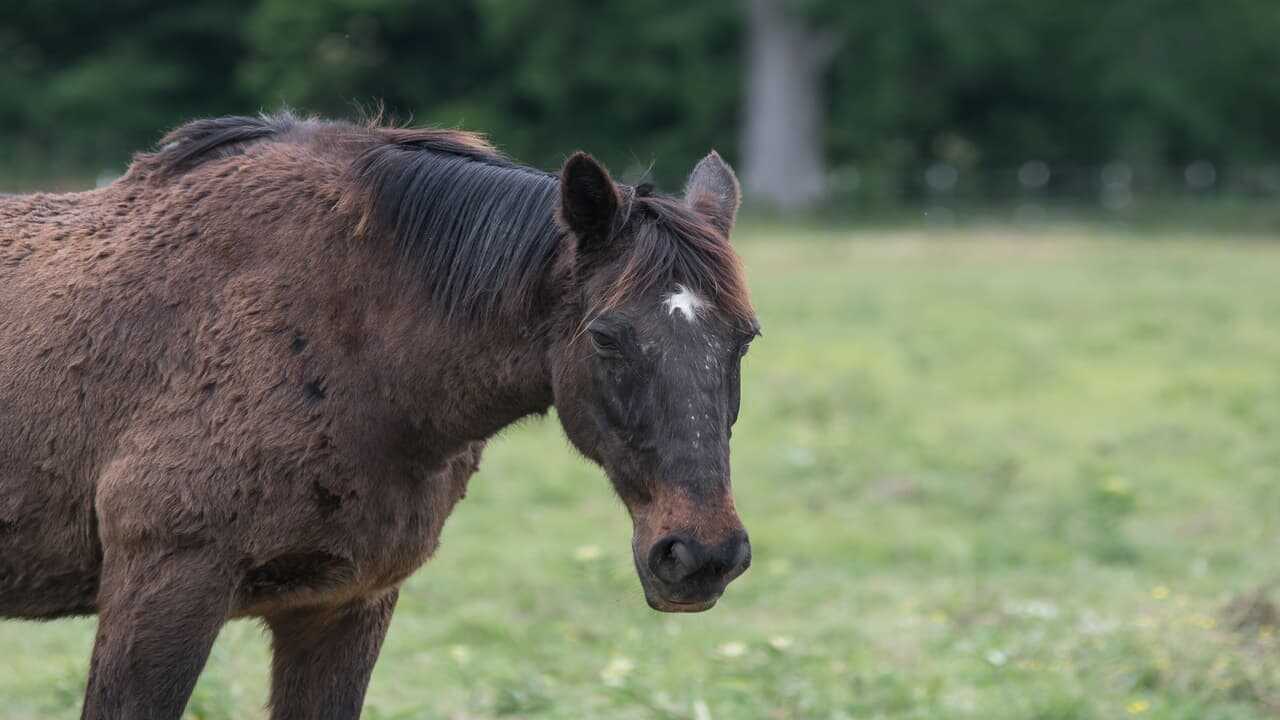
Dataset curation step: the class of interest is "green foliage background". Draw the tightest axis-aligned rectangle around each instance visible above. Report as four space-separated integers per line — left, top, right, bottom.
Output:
3 1 1280 193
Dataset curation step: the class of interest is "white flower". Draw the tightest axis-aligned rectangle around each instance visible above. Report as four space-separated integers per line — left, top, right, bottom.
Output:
717 641 747 658
1005 599 1060 620
768 635 794 651
574 545 602 562
600 656 635 687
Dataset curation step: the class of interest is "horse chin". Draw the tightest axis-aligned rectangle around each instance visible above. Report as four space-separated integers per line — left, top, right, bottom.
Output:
644 594 719 613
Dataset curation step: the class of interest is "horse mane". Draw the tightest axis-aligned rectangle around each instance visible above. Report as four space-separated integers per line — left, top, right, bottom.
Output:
138 113 753 326
148 112 303 174
342 125 565 323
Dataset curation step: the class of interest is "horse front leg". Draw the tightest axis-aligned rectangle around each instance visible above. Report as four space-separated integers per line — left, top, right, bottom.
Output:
266 590 399 720
81 547 235 720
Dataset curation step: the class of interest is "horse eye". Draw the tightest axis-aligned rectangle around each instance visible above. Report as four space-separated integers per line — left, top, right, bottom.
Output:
589 329 624 358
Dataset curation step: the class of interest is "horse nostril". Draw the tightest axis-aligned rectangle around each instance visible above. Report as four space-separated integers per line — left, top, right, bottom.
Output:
648 535 702 584
648 533 750 589
671 540 697 572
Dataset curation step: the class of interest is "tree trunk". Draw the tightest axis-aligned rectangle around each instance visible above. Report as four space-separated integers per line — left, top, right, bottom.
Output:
743 0 832 211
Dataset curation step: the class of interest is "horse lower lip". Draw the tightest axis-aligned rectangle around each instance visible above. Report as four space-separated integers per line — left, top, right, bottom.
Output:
651 596 718 612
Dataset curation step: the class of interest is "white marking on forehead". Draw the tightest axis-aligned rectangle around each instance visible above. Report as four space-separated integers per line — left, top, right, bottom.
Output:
662 284 707 322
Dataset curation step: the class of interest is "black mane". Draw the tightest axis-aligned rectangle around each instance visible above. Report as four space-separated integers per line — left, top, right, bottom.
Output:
141 113 753 326
150 112 302 174
345 128 565 323
344 124 754 325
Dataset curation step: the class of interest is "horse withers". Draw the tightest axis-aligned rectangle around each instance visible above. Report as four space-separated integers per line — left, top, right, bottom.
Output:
0 113 759 719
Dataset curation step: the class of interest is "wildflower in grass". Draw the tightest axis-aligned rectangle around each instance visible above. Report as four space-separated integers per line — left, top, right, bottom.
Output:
768 635 794 652
449 645 470 665
1006 599 1059 620
1151 585 1170 600
1126 698 1150 715
599 656 634 687
985 649 1008 667
718 641 747 658
1101 476 1132 497
574 544 602 562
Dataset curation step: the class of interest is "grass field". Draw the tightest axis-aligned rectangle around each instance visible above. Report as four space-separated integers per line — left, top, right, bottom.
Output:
3 226 1280 719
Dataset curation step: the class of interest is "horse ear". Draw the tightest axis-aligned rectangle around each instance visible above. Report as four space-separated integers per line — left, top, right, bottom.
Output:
560 152 620 249
685 150 741 235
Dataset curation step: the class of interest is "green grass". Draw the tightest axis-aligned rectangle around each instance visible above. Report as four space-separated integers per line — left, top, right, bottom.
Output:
4 225 1280 719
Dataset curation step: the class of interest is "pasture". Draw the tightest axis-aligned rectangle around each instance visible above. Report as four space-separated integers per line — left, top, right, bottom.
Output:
2 226 1278 719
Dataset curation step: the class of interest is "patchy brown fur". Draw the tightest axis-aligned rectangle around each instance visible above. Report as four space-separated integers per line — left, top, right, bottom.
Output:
0 121 547 718
0 114 754 719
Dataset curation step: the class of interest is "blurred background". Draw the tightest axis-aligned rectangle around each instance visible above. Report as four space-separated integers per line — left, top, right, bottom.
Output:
4 0 1280 226
3 1 1280 719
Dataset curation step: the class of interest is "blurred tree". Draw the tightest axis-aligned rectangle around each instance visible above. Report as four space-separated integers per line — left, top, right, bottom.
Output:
812 0 1280 200
0 0 254 182
237 0 740 188
742 0 837 210
2 0 1280 205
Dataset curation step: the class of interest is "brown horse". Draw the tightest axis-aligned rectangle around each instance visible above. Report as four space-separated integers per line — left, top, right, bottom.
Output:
0 113 758 719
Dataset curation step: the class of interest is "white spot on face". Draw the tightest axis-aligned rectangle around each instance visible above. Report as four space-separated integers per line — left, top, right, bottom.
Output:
663 284 707 322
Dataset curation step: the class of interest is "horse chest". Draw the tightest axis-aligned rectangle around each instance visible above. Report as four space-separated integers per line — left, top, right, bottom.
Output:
323 442 482 592
235 442 484 615
354 485 458 584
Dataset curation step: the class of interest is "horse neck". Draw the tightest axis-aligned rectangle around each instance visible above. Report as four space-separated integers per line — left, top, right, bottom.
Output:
397 297 564 445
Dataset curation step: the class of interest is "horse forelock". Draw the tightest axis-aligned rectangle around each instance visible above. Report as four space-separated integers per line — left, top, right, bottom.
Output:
597 194 754 329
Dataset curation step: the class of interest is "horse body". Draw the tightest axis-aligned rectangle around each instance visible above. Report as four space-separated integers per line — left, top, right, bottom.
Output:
0 114 755 719
0 152 502 621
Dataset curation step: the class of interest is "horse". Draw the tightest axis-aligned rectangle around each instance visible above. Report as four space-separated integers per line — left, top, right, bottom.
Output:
0 112 759 719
